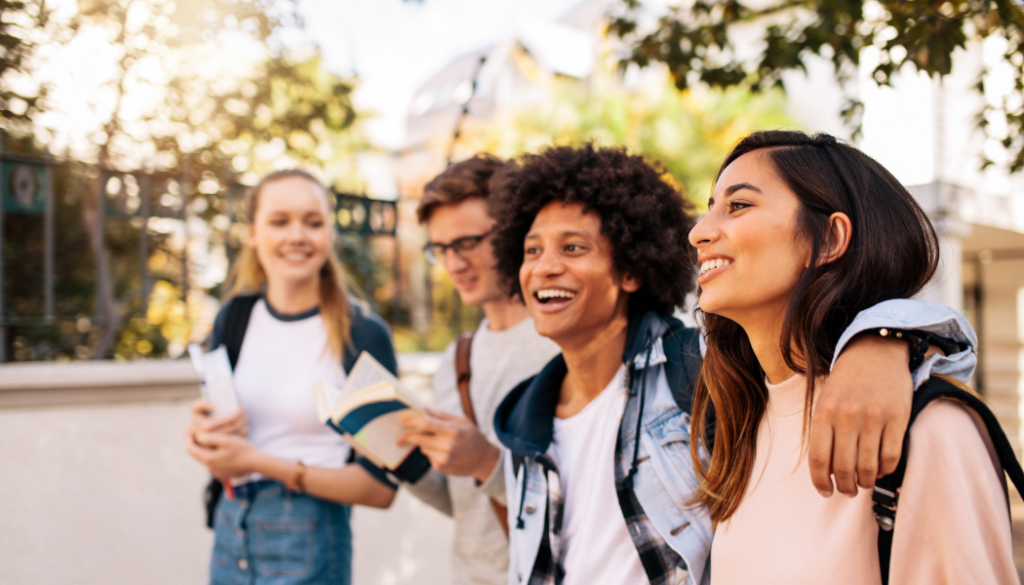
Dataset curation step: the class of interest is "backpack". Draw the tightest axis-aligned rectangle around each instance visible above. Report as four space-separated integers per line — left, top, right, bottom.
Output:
202 295 259 528
202 294 399 527
873 375 1024 584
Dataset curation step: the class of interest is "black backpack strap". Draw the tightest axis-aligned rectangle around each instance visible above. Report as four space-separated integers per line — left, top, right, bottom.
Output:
874 376 1024 583
221 294 259 369
203 293 258 529
663 324 716 449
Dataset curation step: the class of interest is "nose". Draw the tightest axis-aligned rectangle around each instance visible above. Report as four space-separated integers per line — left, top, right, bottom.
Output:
444 247 470 274
688 209 721 249
532 245 564 278
286 221 308 243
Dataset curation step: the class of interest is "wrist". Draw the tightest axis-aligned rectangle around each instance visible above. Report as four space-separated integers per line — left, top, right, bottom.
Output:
472 443 501 484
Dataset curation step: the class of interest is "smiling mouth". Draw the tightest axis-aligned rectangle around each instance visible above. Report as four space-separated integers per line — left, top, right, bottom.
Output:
699 258 732 276
534 288 576 305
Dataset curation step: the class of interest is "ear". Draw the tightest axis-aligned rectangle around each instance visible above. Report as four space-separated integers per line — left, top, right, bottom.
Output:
817 212 852 266
621 272 642 294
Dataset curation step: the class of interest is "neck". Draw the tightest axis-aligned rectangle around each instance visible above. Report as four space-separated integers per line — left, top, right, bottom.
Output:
265 276 321 315
555 302 631 419
736 307 796 385
481 296 530 331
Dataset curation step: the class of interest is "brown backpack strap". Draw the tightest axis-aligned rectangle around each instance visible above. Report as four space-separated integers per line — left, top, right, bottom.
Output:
455 332 477 426
453 331 509 536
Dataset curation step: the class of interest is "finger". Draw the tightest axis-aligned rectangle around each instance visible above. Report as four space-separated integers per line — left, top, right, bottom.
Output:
210 415 248 436
807 410 836 497
854 421 883 490
877 422 905 478
424 408 469 424
401 433 449 453
191 399 214 416
399 412 429 430
195 432 225 448
184 437 212 464
830 424 860 497
407 415 453 437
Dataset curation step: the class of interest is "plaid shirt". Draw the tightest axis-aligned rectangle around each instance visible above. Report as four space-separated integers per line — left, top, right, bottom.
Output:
521 367 690 585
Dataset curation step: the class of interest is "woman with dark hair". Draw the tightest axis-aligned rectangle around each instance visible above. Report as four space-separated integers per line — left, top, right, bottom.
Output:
184 169 397 585
688 131 1016 583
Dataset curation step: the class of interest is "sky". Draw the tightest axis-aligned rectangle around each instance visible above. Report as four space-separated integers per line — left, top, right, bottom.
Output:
300 0 588 149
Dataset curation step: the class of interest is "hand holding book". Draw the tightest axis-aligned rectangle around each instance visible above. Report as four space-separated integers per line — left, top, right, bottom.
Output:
313 352 431 484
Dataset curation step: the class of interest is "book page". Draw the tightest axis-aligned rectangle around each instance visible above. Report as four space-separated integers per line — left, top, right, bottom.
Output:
341 352 423 411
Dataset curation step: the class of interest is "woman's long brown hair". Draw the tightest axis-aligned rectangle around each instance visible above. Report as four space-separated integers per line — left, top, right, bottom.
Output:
224 169 352 357
689 131 939 524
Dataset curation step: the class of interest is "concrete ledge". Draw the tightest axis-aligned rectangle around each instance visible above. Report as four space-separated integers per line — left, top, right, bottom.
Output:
0 353 444 410
0 359 201 409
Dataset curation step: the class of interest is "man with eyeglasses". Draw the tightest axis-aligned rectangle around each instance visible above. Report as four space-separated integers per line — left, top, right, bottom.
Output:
397 154 560 585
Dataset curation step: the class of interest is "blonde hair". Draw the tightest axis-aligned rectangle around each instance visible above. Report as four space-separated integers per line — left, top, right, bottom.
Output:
225 169 351 357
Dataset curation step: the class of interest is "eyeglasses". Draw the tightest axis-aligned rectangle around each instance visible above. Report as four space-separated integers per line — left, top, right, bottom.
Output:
422 228 494 264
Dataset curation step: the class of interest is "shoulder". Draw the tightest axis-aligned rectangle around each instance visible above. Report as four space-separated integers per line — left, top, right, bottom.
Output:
349 301 392 342
346 300 398 375
909 399 994 462
210 294 260 347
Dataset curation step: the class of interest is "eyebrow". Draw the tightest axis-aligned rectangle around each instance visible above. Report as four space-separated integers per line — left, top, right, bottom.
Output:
725 182 763 196
524 229 594 241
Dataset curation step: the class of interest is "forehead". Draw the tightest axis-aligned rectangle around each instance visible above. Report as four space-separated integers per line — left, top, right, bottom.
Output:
426 197 492 234
529 201 603 236
258 177 329 214
713 151 783 196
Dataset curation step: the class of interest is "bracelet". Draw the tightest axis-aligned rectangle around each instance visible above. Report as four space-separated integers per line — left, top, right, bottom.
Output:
871 328 971 371
287 461 307 493
874 328 929 370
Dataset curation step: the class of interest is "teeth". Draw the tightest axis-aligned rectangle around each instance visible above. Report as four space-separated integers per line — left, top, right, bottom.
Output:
284 253 309 261
536 289 576 300
699 258 732 275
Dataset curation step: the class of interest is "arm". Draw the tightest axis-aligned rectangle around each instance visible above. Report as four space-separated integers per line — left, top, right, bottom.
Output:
185 432 397 508
402 468 455 517
809 299 977 497
397 408 501 484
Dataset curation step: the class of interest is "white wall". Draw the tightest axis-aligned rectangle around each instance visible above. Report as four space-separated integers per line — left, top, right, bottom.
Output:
0 356 454 585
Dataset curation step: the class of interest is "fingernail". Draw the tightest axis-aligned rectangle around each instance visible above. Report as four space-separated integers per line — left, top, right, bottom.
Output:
817 488 832 498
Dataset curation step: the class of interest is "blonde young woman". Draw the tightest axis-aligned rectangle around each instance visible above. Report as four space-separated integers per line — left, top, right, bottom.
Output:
185 169 398 585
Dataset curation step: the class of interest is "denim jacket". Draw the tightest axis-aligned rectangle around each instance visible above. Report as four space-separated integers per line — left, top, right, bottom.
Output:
493 302 976 585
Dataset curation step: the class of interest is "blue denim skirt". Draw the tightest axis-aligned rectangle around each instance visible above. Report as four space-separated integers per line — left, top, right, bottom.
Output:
210 480 352 585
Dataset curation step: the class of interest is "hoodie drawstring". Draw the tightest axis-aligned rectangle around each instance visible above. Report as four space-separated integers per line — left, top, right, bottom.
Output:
515 464 529 529
624 331 655 488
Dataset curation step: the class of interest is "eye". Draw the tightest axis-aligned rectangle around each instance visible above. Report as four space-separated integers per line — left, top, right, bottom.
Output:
524 245 540 256
564 243 585 253
728 201 750 213
270 218 287 226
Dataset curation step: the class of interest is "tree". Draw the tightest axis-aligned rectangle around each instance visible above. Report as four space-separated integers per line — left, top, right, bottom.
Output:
16 0 364 359
458 59 794 203
610 0 1024 171
0 0 57 133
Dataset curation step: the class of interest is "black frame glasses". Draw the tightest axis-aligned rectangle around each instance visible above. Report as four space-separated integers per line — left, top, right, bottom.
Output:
422 228 494 264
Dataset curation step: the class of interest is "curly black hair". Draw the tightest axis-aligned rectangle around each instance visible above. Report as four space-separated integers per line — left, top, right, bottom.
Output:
489 144 698 315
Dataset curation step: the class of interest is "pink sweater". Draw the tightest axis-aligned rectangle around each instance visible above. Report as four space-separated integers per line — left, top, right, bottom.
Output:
711 374 1018 585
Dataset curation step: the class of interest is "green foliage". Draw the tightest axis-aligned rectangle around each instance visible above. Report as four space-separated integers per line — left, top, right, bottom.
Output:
0 0 56 131
465 65 794 204
611 0 1024 170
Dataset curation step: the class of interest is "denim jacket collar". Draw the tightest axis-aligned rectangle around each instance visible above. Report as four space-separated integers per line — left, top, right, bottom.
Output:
493 311 677 458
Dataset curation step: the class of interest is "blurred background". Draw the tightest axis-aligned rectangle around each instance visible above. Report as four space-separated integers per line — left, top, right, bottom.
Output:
1 0 1024 583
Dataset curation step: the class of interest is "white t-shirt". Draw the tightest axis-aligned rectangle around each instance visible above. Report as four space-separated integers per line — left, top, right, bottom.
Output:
550 364 648 585
233 300 350 475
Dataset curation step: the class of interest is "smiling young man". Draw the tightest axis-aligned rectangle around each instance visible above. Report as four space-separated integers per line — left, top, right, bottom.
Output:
487 144 977 585
397 154 561 585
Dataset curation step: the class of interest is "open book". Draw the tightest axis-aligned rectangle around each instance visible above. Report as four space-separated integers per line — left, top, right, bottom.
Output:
314 351 431 483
